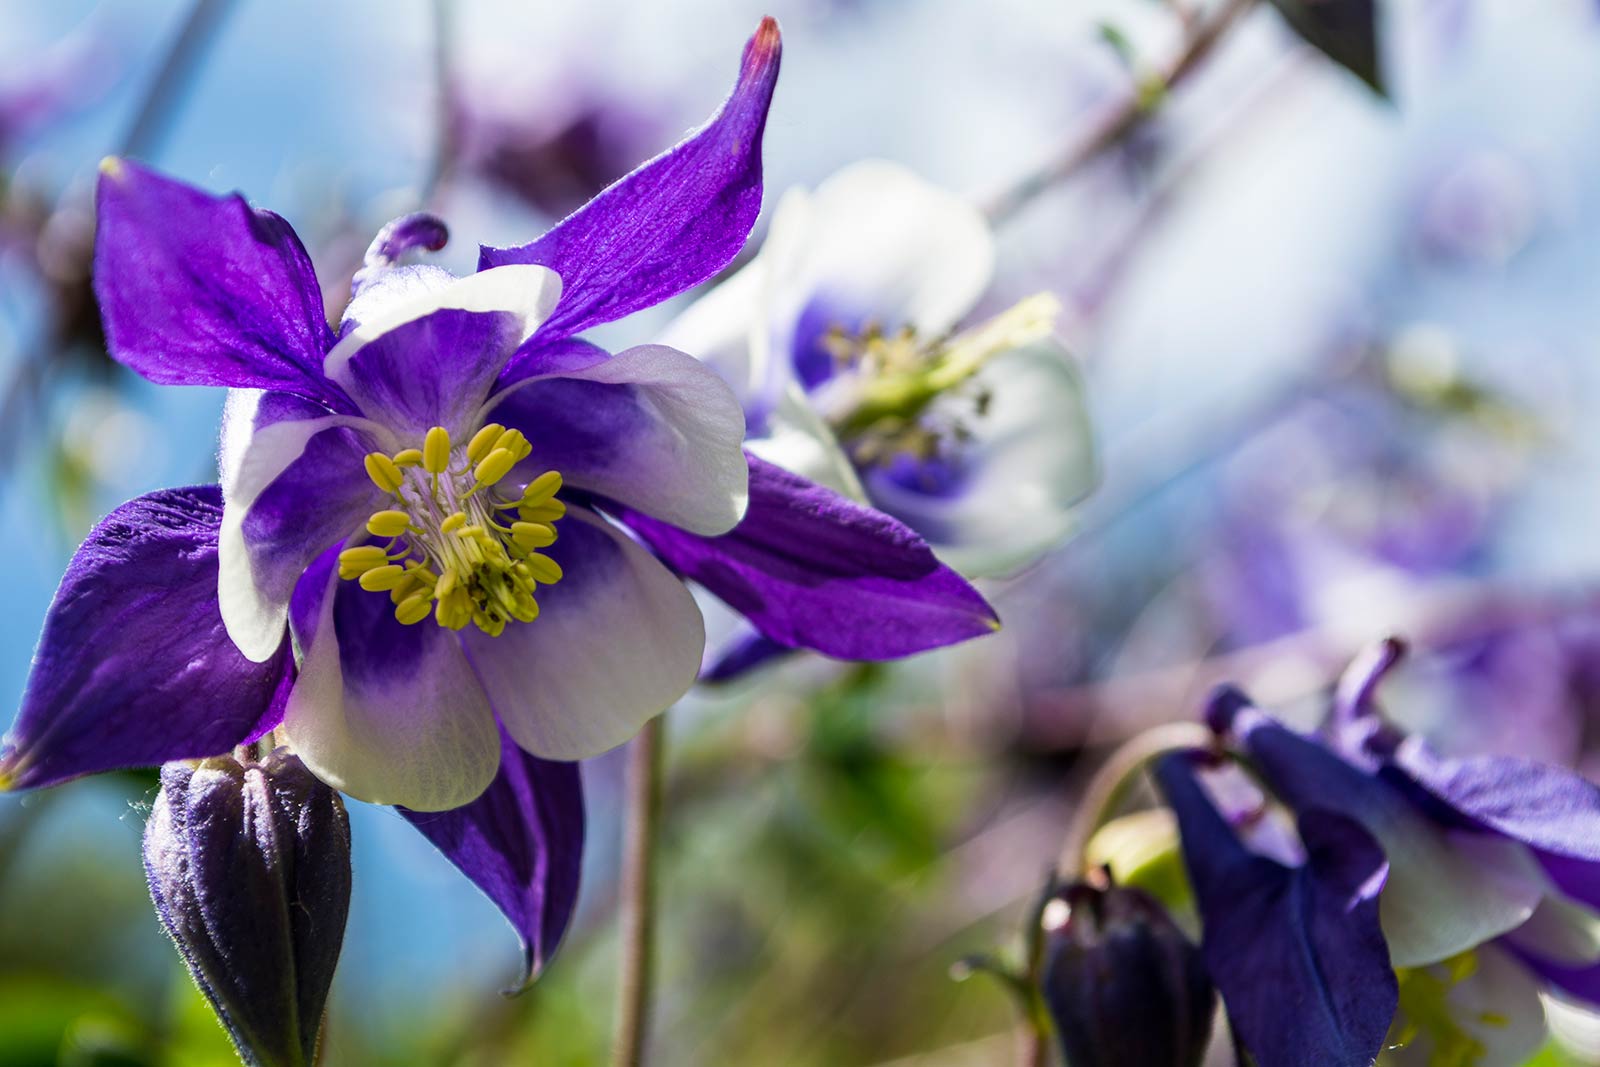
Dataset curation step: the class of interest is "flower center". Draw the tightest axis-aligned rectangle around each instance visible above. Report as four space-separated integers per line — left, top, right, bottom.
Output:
336 423 566 636
1388 950 1506 1066
823 292 1060 468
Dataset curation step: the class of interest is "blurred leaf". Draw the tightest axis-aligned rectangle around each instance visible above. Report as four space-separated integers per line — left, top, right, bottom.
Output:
1268 0 1385 96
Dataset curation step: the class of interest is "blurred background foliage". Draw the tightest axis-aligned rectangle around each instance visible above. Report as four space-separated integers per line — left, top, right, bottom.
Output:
4 0 1600 1063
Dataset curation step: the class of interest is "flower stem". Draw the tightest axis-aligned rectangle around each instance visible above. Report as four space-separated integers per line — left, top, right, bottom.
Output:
611 714 666 1067
982 0 1259 225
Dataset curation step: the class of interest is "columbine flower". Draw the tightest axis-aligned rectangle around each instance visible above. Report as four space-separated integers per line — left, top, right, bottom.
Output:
1154 639 1600 1067
1 18 1001 991
661 159 1097 581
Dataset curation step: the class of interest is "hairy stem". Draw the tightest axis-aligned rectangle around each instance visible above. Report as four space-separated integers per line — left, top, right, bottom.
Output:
612 714 666 1067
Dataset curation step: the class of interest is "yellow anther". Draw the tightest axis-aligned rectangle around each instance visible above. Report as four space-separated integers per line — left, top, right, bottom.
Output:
395 591 434 626
494 427 529 460
519 500 566 524
474 447 517 487
459 524 486 540
366 510 412 538
467 423 505 464
364 452 404 493
389 573 421 604
521 553 564 584
338 545 390 578
512 521 557 548
423 426 452 474
393 448 424 467
440 511 467 534
436 568 459 599
358 564 408 592
521 471 563 505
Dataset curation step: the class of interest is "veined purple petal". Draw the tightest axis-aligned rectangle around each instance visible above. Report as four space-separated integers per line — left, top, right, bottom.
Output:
219 390 394 663
478 19 781 346
488 344 748 536
618 454 999 661
94 158 343 403
283 547 501 812
400 728 583 990
1154 752 1397 1067
1 487 293 791
463 509 704 761
1390 751 1600 912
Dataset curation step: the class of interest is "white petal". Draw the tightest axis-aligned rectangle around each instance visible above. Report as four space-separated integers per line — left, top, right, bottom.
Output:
217 389 394 662
1388 944 1547 1067
860 341 1097 578
323 264 561 387
485 344 749 536
658 255 768 404
283 565 501 812
463 509 704 761
746 383 869 502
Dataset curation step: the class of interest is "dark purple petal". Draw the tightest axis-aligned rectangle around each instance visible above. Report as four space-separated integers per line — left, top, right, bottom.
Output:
702 629 795 682
1154 752 1397 1067
1391 751 1600 911
399 728 584 990
618 453 1000 661
1 487 293 791
478 19 781 347
94 158 343 403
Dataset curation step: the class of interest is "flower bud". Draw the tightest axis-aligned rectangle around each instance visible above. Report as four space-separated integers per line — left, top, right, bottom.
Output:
1040 878 1215 1067
143 749 351 1067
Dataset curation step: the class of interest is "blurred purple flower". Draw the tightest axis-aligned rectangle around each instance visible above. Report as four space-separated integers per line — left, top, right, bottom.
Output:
1157 640 1600 1067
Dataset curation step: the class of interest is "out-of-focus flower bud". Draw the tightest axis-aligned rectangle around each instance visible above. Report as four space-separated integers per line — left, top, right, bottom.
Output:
143 749 351 1067
1040 876 1215 1067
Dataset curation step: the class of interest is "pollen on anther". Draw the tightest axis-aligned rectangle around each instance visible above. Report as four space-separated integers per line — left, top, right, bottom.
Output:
393 448 424 467
366 510 412 538
466 423 505 464
474 447 516 487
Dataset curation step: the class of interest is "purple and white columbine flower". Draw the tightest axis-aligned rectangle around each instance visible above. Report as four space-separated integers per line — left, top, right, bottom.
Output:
661 160 1097 580
1 19 999 986
1155 639 1600 1067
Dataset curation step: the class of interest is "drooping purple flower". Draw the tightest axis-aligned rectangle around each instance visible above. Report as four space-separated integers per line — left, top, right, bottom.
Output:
2 18 1001 987
1159 640 1600 1067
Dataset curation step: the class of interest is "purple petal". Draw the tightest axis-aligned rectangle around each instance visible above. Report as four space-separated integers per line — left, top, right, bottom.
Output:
489 344 749 536
399 728 583 990
463 509 704 761
478 19 780 345
618 453 999 661
283 547 501 812
94 158 342 403
1 487 293 791
1154 752 1397 1067
1391 751 1600 911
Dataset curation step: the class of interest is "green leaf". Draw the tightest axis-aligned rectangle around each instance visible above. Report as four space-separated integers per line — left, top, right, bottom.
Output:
1268 0 1386 96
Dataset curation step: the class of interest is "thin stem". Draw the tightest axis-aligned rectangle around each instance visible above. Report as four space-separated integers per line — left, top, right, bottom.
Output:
982 0 1259 225
1056 722 1215 876
612 714 666 1067
120 0 237 158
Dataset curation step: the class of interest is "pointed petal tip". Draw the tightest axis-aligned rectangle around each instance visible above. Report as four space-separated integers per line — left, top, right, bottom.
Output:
1202 685 1253 736
500 947 542 998
749 16 782 63
98 155 125 180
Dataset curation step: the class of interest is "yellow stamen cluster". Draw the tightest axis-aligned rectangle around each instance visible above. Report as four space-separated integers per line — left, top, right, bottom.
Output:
1388 950 1505 1066
337 422 567 635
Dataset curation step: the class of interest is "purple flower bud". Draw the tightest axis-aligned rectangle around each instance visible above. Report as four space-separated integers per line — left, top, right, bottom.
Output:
1041 878 1215 1067
143 750 351 1067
